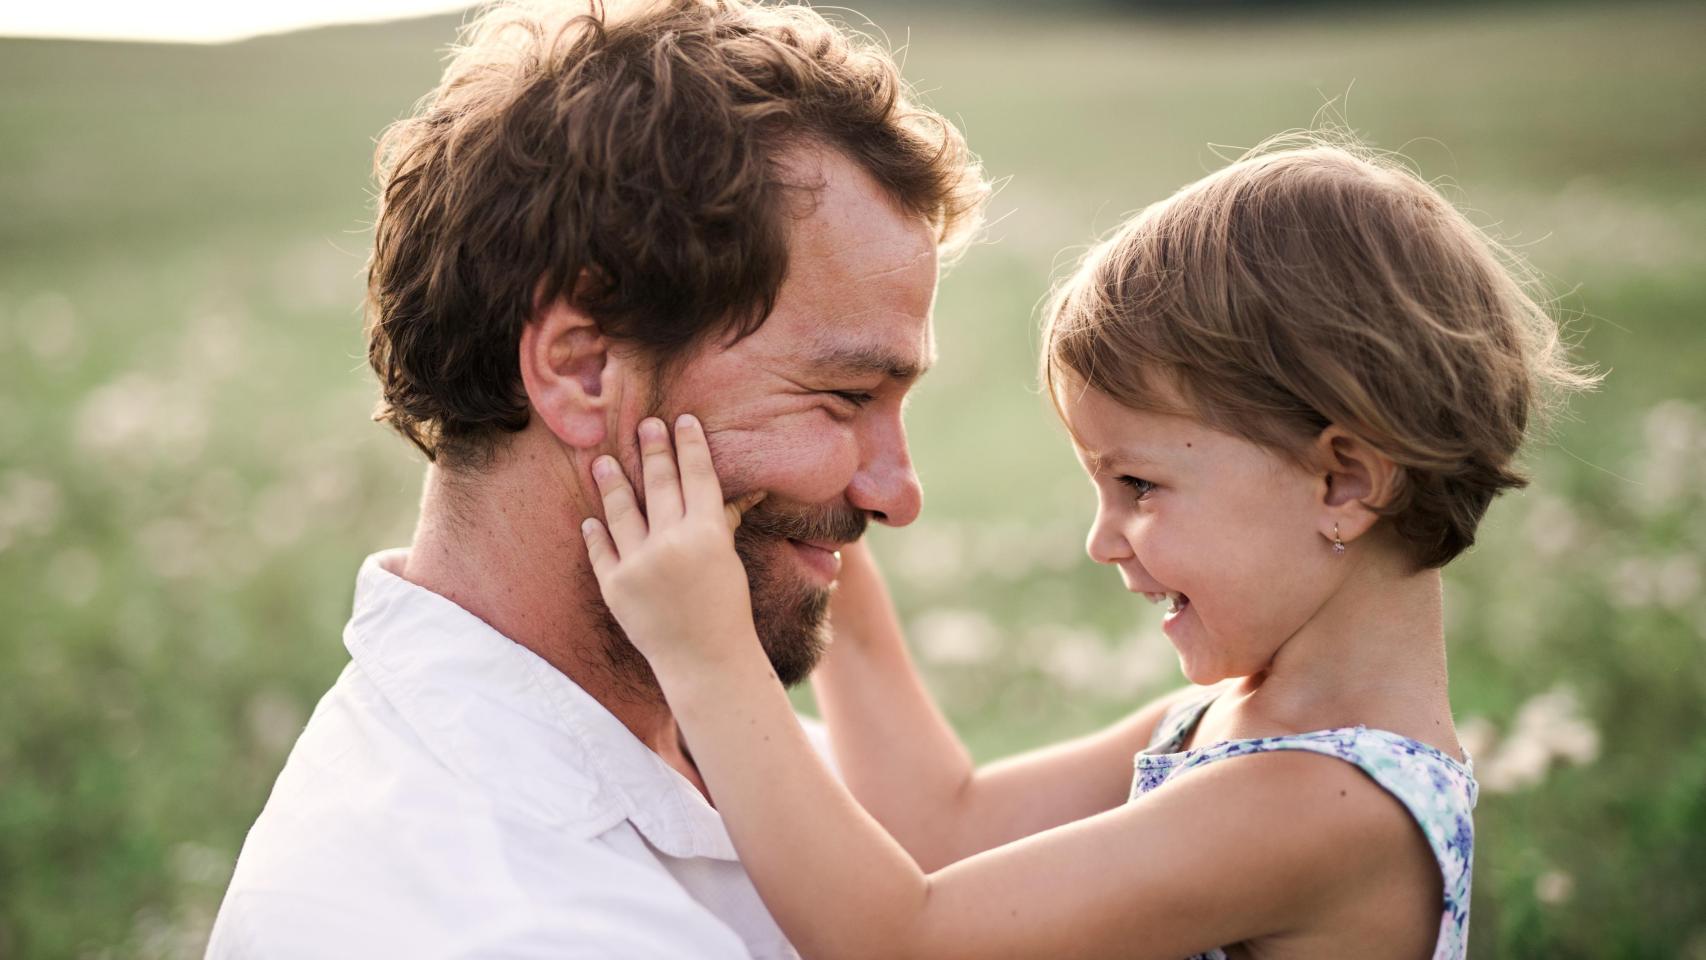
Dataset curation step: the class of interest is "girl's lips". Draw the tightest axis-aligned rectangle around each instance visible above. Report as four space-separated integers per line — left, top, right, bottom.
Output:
1161 595 1191 638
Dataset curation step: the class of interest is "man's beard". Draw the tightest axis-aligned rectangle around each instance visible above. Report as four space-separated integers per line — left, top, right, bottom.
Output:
589 498 868 700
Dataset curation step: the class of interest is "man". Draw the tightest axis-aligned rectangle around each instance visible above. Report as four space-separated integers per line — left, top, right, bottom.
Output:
206 0 986 956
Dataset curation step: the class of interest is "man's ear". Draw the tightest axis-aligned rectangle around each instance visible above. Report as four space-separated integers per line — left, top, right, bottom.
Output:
1311 425 1402 543
518 294 612 449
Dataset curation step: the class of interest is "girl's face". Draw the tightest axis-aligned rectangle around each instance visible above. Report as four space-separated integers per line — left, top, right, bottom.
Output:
1062 385 1341 685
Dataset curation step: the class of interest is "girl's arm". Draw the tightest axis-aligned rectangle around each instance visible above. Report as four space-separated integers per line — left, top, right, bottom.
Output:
660 645 1392 960
581 419 1423 960
815 542 1200 870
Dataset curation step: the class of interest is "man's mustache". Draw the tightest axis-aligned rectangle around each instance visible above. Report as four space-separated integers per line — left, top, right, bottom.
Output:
737 500 868 545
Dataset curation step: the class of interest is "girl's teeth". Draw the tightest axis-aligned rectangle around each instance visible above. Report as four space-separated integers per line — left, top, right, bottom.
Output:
1142 591 1188 613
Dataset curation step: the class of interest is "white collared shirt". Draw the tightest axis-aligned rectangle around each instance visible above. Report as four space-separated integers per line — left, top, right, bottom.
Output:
206 550 823 959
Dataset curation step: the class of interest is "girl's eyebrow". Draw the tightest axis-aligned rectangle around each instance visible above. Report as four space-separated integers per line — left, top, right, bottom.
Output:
1083 445 1155 474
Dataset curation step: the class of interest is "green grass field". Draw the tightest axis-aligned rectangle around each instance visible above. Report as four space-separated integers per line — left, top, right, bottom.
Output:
3 2 1704 955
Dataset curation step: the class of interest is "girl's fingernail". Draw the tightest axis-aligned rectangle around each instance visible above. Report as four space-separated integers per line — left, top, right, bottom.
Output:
581 518 598 535
591 456 613 478
676 413 698 430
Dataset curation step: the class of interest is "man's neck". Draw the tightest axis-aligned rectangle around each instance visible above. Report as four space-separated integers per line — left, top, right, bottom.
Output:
399 450 711 799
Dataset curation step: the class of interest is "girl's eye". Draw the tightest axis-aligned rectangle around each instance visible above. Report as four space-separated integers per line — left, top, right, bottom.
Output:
1116 475 1156 499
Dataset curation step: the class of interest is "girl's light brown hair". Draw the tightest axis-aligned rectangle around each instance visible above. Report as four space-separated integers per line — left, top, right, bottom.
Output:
366 0 987 466
1044 133 1596 568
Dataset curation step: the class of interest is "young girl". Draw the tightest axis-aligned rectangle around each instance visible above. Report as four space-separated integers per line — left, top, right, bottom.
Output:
580 139 1591 960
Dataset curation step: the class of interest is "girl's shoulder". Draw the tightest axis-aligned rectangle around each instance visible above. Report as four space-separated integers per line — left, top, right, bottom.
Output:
1133 723 1477 959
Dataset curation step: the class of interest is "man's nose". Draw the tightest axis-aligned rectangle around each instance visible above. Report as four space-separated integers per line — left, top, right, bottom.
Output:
847 418 922 528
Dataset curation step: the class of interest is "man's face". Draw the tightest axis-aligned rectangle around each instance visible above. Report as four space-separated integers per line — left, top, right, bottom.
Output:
630 147 938 685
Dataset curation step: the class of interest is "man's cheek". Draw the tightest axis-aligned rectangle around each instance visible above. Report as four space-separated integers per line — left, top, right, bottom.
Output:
708 422 841 492
699 425 765 492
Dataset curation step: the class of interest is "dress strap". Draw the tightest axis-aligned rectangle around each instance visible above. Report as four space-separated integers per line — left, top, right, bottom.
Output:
1142 687 1221 754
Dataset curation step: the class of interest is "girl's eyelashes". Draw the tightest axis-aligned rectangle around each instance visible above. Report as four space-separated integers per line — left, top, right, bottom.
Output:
1116 475 1157 499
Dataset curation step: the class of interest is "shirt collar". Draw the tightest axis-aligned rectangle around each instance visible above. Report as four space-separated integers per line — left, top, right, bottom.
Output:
344 549 739 861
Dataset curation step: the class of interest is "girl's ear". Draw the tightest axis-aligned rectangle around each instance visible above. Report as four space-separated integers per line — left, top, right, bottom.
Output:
1311 425 1401 543
518 293 615 450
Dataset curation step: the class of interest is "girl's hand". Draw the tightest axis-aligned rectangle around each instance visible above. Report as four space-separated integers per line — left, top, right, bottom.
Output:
581 414 763 676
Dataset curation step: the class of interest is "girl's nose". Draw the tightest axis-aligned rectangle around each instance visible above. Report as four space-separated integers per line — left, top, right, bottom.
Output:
1085 513 1134 565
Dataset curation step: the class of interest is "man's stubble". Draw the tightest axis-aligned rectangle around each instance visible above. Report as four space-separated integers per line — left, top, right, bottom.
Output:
583 502 863 703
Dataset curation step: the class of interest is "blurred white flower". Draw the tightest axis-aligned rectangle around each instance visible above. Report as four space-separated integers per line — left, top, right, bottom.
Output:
273 236 362 310
189 469 245 528
246 688 308 758
1607 552 1703 612
1107 622 1176 691
181 310 248 374
1480 685 1601 794
169 841 230 888
1486 596 1542 656
1028 622 1168 698
0 395 20 453
74 372 208 467
1032 623 1109 693
16 290 82 365
1515 178 1702 274
1523 494 1580 559
1534 868 1575 905
45 546 101 607
0 470 63 553
889 522 967 590
1643 400 1702 460
137 517 205 581
1456 715 1496 762
1481 732 1552 793
910 608 1002 665
114 596 164 661
1036 519 1090 574
1654 553 1702 611
1633 400 1706 513
970 521 1040 581
251 482 309 549
304 458 356 508
126 900 217 960
1606 557 1657 610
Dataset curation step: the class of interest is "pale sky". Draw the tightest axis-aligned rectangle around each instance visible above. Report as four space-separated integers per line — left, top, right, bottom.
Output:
0 1 477 44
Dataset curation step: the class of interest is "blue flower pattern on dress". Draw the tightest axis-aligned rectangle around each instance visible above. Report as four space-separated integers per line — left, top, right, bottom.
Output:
1130 690 1477 960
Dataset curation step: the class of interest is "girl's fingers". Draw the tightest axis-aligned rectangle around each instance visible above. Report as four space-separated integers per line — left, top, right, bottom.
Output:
637 417 683 525
673 414 726 517
591 455 647 554
581 517 617 579
725 490 766 532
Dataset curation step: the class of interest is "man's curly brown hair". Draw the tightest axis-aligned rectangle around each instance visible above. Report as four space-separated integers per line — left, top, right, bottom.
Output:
364 0 987 466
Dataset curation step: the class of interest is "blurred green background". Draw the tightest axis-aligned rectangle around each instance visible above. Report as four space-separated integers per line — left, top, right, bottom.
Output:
3 1 1703 956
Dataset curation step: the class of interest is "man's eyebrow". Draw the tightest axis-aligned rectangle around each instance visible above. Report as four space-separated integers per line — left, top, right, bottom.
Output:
808 345 932 383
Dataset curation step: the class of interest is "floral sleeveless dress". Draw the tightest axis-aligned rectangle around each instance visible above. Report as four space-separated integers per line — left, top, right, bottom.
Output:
1131 690 1478 960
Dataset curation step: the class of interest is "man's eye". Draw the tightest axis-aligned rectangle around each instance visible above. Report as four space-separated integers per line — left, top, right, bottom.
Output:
1116 475 1156 499
828 390 875 408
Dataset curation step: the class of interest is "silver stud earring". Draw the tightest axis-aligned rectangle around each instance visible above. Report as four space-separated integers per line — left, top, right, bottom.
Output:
1332 523 1345 556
